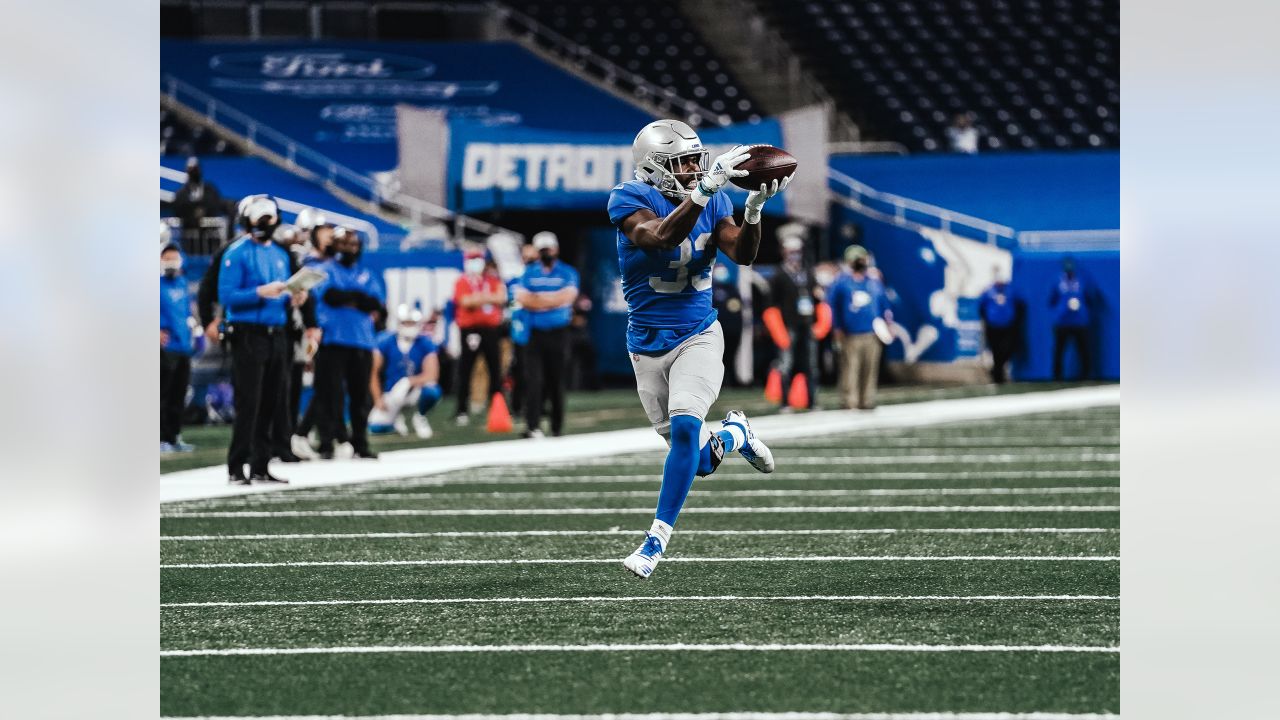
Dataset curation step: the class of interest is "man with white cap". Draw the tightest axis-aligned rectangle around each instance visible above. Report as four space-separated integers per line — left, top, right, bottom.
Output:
514 231 578 438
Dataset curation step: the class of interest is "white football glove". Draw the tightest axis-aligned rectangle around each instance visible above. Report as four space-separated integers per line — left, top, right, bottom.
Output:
691 145 751 206
743 174 793 224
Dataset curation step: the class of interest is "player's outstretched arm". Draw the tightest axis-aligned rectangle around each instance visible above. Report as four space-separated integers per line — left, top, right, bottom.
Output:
621 206 702 250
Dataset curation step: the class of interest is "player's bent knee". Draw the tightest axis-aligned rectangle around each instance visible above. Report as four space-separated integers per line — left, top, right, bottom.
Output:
669 414 701 451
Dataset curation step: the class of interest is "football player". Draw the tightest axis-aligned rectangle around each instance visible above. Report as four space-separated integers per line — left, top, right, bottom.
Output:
369 305 442 439
608 119 791 578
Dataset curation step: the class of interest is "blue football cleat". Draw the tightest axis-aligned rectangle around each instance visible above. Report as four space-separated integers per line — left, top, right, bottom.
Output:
723 410 775 473
622 532 665 579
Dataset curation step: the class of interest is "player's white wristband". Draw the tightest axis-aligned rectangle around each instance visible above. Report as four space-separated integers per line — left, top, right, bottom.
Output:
744 207 762 224
690 184 713 207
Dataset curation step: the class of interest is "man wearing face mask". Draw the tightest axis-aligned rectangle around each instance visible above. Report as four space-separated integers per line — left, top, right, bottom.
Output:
295 207 336 267
515 232 579 438
762 226 831 410
218 195 305 485
160 230 197 453
828 245 892 410
369 305 443 439
1049 256 1095 380
171 157 224 236
979 267 1024 384
310 227 386 459
451 251 507 425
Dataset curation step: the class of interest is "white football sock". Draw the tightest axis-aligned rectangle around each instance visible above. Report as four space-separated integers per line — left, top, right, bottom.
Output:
722 422 747 450
648 518 673 551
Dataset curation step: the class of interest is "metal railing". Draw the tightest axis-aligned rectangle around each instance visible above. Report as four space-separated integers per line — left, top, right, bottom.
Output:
828 167 1015 246
1018 229 1120 252
490 3 729 127
161 164 383 248
161 74 521 243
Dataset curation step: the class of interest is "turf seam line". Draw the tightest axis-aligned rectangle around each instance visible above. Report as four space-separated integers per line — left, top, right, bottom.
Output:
161 594 1121 608
160 555 1121 569
159 528 1120 541
159 642 1121 657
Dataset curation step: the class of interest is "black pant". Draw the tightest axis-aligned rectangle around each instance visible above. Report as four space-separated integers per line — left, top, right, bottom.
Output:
268 353 300 457
1053 325 1091 380
226 324 289 476
160 350 191 443
985 324 1018 384
455 326 503 416
721 323 743 386
525 327 568 435
313 344 373 453
509 343 526 415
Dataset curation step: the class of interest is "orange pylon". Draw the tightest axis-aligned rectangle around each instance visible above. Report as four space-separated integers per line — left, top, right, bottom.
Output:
487 392 514 433
764 368 783 404
787 373 810 410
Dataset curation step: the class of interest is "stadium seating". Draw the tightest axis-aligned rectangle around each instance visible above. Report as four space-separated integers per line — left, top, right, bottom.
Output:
754 0 1119 152
161 106 241 158
499 0 762 125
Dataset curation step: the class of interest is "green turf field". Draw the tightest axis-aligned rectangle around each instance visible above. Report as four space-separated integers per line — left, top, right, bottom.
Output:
160 403 1119 718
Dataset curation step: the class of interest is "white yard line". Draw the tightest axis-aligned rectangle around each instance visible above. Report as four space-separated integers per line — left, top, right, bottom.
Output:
161 528 1119 541
160 642 1119 657
160 386 1120 503
162 593 1119 608
565 453 1119 466
162 707 1121 712
356 470 1119 490
160 555 1119 569
195 487 1120 504
775 436 1117 446
162 505 1120 518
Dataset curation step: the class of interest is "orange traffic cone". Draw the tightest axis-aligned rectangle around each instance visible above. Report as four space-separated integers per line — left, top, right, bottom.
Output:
487 392 514 433
787 373 810 410
764 368 783 404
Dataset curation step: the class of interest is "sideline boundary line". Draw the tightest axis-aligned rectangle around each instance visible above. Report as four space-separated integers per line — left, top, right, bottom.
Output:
160 555 1120 569
160 528 1119 541
162 593 1120 608
160 386 1120 503
160 642 1120 657
163 505 1121 518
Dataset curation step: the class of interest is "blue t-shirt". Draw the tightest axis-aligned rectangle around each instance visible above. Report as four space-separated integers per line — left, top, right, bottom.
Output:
607 179 733 355
160 273 194 356
828 272 887 335
374 330 437 391
520 261 579 331
979 283 1018 328
1050 275 1090 327
316 261 385 350
218 237 292 327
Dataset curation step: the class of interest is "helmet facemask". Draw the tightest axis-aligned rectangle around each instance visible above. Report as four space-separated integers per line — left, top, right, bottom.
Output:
636 148 709 200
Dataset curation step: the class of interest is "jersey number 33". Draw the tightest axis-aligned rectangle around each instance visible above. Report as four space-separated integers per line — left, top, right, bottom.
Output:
648 233 712 294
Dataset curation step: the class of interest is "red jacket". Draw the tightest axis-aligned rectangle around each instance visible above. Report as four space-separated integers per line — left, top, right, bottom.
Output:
453 273 504 329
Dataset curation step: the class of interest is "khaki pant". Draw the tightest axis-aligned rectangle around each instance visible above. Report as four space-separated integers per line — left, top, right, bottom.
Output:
838 332 882 410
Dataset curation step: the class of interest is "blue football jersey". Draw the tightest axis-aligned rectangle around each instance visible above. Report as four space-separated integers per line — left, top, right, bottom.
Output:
607 180 734 355
375 330 437 392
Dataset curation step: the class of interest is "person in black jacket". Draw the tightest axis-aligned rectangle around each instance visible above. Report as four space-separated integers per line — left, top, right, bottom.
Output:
171 158 225 232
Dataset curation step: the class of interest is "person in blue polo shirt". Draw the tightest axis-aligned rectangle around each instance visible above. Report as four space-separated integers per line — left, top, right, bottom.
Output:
160 231 196 453
827 245 892 410
310 227 386 459
217 195 302 485
1049 256 1095 380
979 268 1025 383
515 232 578 438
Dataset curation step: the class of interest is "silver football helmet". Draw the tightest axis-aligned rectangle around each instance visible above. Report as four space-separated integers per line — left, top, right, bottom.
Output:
632 119 709 200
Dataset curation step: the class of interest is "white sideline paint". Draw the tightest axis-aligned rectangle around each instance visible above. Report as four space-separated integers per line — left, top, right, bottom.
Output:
160 555 1119 569
160 385 1120 503
160 642 1119 657
160 707 1121 712
163 505 1120 518
565 453 1119 466
161 528 1119 541
162 594 1120 608
205 487 1120 503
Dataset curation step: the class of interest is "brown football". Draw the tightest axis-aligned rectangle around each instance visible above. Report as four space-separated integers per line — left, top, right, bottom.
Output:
730 145 798 190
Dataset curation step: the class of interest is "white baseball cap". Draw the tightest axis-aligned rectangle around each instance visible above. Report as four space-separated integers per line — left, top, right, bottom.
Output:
532 231 559 251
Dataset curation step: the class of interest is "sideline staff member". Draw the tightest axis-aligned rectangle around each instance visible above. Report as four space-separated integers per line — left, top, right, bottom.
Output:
218 195 303 485
515 232 578 438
